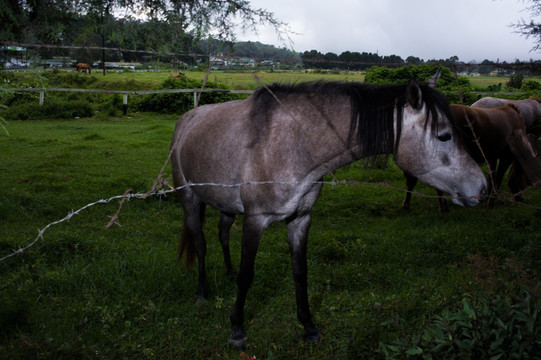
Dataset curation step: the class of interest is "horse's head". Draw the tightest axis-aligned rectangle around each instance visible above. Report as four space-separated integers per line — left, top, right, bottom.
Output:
393 80 486 207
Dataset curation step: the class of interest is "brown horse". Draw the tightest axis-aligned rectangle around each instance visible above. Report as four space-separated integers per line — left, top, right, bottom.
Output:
403 104 527 211
76 63 91 74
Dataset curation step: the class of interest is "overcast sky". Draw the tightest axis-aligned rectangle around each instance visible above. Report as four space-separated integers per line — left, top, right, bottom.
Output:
236 0 540 63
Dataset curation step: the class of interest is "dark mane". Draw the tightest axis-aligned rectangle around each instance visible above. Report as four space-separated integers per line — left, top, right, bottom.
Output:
250 81 454 155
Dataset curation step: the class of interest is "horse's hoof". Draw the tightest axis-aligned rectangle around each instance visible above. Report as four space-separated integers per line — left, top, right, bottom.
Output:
304 328 322 344
229 330 247 349
195 296 208 310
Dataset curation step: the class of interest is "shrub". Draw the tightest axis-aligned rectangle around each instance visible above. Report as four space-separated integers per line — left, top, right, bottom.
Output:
95 94 123 117
41 71 98 88
3 99 93 120
508 74 525 89
131 76 245 114
364 64 457 87
378 255 541 359
379 290 541 359
521 80 541 92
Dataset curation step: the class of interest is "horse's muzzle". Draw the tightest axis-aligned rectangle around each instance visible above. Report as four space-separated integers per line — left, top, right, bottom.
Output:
453 184 487 207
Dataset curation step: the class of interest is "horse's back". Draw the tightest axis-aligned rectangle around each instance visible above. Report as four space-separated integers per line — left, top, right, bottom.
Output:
473 97 539 128
471 97 505 108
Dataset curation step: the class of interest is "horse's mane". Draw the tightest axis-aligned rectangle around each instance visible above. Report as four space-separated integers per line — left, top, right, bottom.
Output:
250 81 454 154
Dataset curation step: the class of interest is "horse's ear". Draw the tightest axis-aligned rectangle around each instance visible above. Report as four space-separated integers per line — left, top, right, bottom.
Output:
427 68 442 88
407 79 423 110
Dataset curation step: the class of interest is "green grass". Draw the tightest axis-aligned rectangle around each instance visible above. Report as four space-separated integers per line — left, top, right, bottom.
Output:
6 68 540 100
1 116 541 359
70 69 541 90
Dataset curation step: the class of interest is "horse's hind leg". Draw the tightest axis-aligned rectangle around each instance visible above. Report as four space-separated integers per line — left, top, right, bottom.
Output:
178 188 209 299
219 212 236 276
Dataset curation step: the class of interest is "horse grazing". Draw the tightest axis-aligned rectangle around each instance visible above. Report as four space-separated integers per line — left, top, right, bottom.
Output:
76 63 91 74
402 104 527 211
472 96 541 131
171 77 486 347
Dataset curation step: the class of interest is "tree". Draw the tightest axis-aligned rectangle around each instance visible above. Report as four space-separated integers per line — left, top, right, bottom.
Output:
2 0 289 69
301 50 324 69
512 0 541 52
1 0 78 44
406 56 422 65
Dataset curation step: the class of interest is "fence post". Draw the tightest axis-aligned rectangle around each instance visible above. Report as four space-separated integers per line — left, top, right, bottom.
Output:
39 90 44 106
123 94 128 115
193 91 197 108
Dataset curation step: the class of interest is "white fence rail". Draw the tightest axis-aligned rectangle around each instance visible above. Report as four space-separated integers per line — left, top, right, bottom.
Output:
10 87 255 111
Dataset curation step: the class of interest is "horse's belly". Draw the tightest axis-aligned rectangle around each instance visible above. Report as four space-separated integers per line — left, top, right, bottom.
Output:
192 182 244 214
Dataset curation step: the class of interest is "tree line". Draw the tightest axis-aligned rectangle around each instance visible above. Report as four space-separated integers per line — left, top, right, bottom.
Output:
2 0 541 74
1 0 287 73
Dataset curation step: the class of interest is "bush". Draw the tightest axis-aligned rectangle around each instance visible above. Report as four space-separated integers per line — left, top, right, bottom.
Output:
41 71 99 88
364 64 457 87
521 80 541 92
3 99 93 120
364 65 476 104
508 74 525 89
131 76 245 114
379 290 541 359
378 255 541 359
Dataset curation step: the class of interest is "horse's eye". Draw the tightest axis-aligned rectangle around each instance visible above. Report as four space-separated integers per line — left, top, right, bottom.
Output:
437 133 452 142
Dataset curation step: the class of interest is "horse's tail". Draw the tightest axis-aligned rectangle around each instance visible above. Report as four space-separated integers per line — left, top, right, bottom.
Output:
177 205 206 269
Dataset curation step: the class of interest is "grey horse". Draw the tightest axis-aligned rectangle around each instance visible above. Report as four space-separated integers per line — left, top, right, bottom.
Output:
171 77 486 346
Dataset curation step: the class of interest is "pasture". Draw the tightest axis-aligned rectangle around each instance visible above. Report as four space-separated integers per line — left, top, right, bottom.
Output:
1 113 540 359
8 67 524 90
88 69 519 89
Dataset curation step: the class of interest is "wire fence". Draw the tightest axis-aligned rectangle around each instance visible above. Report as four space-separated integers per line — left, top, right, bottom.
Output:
3 177 516 262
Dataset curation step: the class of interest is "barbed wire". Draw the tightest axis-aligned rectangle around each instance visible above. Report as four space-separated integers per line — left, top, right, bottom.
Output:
1 177 536 262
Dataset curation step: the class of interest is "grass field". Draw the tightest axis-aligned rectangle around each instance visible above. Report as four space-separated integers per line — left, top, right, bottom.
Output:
42 68 525 90
1 113 540 359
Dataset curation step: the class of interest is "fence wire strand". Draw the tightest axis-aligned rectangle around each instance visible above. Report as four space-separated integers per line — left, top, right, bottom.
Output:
2 176 535 262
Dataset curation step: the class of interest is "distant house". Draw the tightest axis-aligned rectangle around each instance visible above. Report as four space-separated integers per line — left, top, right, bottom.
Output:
1 45 28 69
44 59 76 68
93 62 141 70
238 58 255 67
210 56 255 68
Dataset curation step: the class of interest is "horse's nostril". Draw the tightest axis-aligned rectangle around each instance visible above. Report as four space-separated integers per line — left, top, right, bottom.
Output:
479 185 487 199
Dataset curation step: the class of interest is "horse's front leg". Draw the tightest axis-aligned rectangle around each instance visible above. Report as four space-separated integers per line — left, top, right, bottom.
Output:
287 212 321 343
402 172 418 210
229 215 266 348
